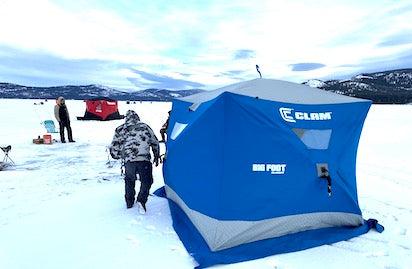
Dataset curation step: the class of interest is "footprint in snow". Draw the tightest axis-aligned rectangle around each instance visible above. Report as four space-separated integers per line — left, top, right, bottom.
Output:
364 250 389 257
162 227 176 235
169 245 190 257
267 259 287 269
127 219 140 227
145 225 156 231
126 234 140 247
393 227 407 236
386 214 398 222
398 244 411 250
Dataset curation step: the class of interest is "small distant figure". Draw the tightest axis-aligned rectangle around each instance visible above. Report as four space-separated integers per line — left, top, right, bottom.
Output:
109 110 160 213
54 96 75 143
159 110 171 143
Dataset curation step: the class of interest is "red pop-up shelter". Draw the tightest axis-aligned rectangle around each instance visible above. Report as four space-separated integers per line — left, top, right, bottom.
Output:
77 97 125 121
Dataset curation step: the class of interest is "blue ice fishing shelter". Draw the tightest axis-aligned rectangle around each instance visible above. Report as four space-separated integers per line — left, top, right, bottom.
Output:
162 78 383 268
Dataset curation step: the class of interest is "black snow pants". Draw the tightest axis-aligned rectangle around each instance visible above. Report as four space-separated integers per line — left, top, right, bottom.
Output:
124 161 153 207
59 121 73 142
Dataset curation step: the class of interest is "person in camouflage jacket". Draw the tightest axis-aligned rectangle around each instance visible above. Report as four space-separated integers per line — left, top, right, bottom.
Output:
110 110 160 212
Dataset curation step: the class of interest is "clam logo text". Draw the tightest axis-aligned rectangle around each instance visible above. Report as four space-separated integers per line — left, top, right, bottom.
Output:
279 107 332 123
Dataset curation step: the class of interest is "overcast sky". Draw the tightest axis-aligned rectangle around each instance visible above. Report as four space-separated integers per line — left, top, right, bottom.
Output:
1 0 411 91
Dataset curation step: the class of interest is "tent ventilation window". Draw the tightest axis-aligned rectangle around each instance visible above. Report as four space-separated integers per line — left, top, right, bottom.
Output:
170 122 188 140
292 128 332 150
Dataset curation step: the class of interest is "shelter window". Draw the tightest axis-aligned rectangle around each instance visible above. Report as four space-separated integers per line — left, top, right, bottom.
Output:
292 128 332 150
170 122 188 140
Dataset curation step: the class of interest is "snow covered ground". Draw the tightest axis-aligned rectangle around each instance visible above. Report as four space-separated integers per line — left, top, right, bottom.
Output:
0 99 411 269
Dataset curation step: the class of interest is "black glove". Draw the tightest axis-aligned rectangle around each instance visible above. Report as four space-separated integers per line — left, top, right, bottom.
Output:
153 157 159 167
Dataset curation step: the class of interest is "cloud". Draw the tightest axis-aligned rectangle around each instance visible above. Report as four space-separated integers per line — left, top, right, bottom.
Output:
290 63 326 72
384 2 412 17
215 70 248 81
219 70 246 76
0 0 155 62
0 45 135 89
233 50 256 60
128 69 205 90
0 0 411 89
377 31 412 47
354 49 412 73
0 45 203 91
316 48 412 81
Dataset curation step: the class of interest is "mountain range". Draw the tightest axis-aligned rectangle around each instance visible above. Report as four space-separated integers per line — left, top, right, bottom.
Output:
0 83 204 102
304 68 412 104
1 68 411 103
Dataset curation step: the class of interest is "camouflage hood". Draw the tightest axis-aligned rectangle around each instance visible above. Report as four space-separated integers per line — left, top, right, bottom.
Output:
125 110 141 127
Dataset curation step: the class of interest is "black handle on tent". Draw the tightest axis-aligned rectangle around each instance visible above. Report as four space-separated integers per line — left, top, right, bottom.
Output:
322 174 332 196
318 165 332 196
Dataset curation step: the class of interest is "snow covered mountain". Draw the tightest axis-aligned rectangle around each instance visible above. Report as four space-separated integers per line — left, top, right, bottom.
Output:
2 68 412 103
304 69 412 104
0 83 204 101
303 79 326 88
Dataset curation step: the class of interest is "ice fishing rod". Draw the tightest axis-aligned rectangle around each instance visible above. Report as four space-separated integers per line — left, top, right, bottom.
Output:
105 146 116 168
105 146 125 176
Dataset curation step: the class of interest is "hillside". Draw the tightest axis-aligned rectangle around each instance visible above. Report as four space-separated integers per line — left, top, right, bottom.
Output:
1 68 412 103
304 69 412 104
0 84 204 101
